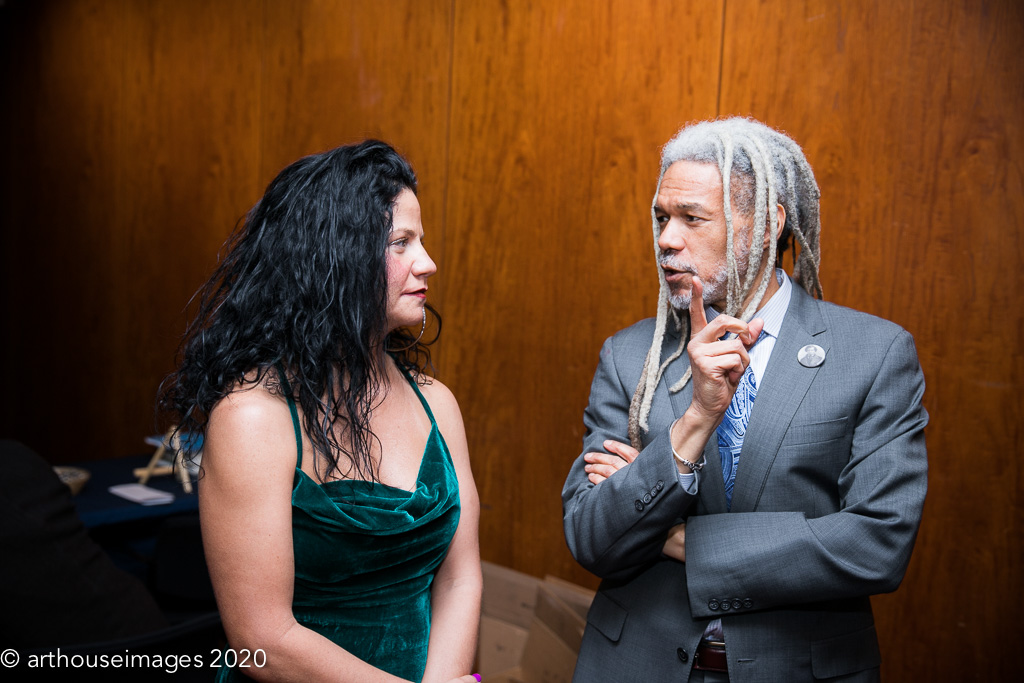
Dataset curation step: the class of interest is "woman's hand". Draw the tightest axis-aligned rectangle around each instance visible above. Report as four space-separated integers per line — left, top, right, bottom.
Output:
445 676 481 683
583 439 638 485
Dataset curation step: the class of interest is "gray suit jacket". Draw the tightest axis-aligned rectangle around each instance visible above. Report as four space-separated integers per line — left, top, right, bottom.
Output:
562 281 928 683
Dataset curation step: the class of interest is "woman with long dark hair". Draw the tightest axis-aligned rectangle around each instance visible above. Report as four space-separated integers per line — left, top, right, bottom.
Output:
161 140 481 682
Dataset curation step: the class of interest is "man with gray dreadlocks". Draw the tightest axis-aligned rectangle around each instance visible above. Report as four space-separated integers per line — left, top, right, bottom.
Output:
562 117 927 682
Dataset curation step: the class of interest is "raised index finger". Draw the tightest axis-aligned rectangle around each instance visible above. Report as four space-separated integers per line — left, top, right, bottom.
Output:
689 275 709 336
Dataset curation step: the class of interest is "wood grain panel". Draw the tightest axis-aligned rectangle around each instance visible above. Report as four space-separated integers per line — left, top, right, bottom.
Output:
112 0 263 460
719 1 1024 679
440 0 724 583
259 0 452 254
0 0 127 461
0 0 452 462
0 0 262 461
3 3 1020 677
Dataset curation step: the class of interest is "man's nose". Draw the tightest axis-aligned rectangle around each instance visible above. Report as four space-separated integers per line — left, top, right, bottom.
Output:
658 220 686 253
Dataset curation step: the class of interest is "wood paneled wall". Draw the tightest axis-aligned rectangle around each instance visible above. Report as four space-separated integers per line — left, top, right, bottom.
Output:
0 0 452 463
441 0 723 583
714 3 1024 678
1 1 1020 679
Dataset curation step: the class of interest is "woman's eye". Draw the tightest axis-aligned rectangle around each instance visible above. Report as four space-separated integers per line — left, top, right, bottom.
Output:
390 238 408 248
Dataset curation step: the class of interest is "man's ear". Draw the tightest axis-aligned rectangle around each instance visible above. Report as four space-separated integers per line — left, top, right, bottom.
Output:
763 203 786 249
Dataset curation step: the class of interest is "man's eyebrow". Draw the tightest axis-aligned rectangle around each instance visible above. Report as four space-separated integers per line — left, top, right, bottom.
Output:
654 201 712 214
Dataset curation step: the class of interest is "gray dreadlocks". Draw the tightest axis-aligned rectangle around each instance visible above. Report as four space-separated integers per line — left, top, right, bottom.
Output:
627 117 824 449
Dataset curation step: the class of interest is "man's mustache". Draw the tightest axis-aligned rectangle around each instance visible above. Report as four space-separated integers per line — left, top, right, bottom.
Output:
658 255 697 274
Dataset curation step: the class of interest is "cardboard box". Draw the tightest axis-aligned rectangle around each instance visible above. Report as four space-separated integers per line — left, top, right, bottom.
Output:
518 614 579 683
481 561 542 628
478 615 530 676
532 583 587 653
486 667 525 683
477 562 595 683
478 562 540 677
542 575 595 623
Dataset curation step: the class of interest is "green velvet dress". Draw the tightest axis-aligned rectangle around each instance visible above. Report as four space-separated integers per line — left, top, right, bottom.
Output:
217 367 460 682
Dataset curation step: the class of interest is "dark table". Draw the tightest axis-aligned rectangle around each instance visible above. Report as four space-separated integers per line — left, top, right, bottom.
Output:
71 453 199 528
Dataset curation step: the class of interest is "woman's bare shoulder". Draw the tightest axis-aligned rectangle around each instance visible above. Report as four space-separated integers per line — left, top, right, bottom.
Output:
416 375 468 457
416 375 460 418
205 380 296 475
211 379 284 418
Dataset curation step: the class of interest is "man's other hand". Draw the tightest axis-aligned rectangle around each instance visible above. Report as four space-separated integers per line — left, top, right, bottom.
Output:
662 523 686 562
583 439 638 485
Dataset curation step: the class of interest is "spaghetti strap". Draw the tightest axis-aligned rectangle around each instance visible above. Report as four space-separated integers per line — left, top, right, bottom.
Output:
274 362 304 468
398 364 437 426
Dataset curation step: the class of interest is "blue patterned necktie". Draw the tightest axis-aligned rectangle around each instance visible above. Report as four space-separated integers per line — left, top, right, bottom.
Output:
716 334 765 510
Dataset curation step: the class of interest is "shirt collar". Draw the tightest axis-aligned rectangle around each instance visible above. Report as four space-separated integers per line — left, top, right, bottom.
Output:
705 269 791 339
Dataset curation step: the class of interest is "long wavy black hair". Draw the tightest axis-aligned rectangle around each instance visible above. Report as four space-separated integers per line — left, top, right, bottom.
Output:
160 140 439 483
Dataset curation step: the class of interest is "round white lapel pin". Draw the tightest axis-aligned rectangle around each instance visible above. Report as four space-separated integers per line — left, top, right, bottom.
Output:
797 344 826 368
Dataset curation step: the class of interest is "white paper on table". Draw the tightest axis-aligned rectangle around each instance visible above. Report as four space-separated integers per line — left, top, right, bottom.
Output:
108 483 175 506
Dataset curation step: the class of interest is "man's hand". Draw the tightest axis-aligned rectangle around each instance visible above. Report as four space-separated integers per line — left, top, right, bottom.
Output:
584 440 638 485
662 522 686 562
686 276 764 423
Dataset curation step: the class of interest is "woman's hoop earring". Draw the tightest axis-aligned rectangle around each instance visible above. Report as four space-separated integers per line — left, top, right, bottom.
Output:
387 307 427 352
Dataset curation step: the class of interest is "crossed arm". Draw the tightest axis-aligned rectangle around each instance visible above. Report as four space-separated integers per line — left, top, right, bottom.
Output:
583 440 689 562
564 277 763 575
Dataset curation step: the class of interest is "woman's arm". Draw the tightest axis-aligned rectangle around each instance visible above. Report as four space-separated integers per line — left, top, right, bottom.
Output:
201 387 408 683
417 380 482 683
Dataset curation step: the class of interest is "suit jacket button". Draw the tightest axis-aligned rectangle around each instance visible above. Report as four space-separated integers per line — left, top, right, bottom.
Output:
642 493 652 504
649 487 658 497
708 600 720 611
676 647 688 663
732 598 743 610
634 500 645 512
656 480 664 491
720 600 732 611
743 598 753 609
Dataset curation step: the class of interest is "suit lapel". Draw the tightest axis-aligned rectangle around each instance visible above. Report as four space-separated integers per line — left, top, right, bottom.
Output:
645 325 685 441
730 284 828 513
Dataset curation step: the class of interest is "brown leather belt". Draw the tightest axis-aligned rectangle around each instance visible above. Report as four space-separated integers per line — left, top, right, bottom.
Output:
693 639 728 673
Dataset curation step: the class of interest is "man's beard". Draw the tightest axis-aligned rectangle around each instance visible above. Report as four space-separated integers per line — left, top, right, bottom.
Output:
660 249 749 311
